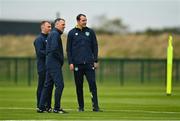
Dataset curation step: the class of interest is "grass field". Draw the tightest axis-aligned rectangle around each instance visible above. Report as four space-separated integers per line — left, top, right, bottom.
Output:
0 83 180 120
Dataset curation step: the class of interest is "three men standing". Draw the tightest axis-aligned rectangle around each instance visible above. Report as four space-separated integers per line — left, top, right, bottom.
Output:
35 14 101 113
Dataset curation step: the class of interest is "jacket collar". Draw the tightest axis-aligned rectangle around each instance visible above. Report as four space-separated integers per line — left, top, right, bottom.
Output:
41 33 48 37
75 25 88 31
54 28 63 34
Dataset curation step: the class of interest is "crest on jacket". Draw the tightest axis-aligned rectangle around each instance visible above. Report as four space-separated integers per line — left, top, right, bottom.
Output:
75 33 78 36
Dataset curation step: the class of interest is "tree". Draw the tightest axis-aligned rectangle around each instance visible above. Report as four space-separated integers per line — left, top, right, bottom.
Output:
136 27 180 35
92 14 128 35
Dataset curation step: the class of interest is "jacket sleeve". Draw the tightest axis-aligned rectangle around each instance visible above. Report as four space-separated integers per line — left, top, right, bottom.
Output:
66 32 73 64
34 38 46 58
91 30 98 62
51 33 62 61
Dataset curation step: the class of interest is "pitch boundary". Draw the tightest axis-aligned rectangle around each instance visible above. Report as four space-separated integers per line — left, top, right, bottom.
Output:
0 107 179 114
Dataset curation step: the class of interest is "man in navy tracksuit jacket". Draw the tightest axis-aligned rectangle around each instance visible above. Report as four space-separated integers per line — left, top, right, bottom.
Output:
66 14 101 112
34 21 53 111
38 18 67 113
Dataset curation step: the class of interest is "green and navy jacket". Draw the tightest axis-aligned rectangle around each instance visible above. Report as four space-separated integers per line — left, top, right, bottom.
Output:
66 26 98 64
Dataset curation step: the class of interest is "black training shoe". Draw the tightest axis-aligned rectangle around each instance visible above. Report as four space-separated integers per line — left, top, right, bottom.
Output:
78 108 84 112
93 108 103 112
46 107 52 113
37 108 46 113
53 109 68 114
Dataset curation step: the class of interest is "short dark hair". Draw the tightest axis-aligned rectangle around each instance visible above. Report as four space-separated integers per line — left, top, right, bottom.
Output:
54 18 65 24
40 21 51 26
76 14 86 21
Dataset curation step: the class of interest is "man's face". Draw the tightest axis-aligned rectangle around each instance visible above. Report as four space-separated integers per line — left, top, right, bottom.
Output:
56 20 66 32
42 22 51 34
78 16 87 27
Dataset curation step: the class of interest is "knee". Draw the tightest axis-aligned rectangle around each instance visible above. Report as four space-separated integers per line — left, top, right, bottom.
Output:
90 87 97 93
56 82 64 91
89 84 97 92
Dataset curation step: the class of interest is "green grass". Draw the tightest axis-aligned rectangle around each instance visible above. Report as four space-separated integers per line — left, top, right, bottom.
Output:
0 83 180 120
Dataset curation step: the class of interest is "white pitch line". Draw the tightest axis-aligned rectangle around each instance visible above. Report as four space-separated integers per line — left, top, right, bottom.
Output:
2 120 180 121
0 107 34 110
0 107 180 114
115 109 180 114
0 107 73 111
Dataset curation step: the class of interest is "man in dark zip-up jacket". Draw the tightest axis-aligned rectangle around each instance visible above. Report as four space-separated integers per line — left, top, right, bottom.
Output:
66 14 101 112
67 24 98 64
38 18 67 114
34 21 53 111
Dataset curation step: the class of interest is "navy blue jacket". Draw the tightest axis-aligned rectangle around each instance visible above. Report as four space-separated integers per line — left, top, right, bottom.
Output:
66 27 98 64
34 33 48 72
46 28 64 69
